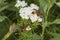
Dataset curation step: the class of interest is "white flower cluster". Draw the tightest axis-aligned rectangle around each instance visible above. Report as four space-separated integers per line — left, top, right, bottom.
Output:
15 0 27 7
15 0 43 23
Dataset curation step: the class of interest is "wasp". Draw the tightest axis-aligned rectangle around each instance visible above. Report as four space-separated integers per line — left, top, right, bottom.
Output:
32 10 44 18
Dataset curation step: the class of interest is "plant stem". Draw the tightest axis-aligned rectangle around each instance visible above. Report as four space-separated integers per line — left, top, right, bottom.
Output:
41 0 51 40
41 21 47 40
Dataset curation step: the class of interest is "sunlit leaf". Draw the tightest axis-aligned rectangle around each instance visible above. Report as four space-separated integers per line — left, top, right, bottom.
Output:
53 19 60 24
56 2 60 7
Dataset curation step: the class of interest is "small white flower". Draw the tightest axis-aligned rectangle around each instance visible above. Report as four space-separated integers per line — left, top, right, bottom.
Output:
20 13 29 19
26 26 31 31
19 7 33 15
15 0 21 7
20 1 27 7
19 8 26 14
38 17 43 22
15 0 27 7
19 7 33 19
30 4 39 10
29 14 38 22
23 7 33 15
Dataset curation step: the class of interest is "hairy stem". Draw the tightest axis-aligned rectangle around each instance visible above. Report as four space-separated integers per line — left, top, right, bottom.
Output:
41 0 51 40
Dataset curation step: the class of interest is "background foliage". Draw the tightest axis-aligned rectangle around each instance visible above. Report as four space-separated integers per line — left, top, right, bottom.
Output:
0 0 60 40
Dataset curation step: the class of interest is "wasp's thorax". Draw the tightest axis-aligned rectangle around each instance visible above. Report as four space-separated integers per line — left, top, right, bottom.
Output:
32 10 43 18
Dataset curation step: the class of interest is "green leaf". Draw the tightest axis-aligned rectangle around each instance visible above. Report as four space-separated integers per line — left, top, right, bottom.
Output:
0 5 9 12
39 0 56 13
0 16 7 22
0 2 15 12
48 19 60 25
0 3 9 12
53 19 60 24
56 2 60 7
